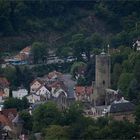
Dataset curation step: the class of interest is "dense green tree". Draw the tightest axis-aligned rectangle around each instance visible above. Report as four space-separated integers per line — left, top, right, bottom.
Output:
4 97 30 111
107 121 138 139
84 58 95 85
118 73 133 96
56 46 72 58
22 67 34 89
135 104 140 125
32 102 61 132
83 125 101 139
77 76 86 86
31 42 48 64
84 33 103 61
69 34 85 61
42 125 69 140
19 111 33 131
122 60 133 73
70 61 86 79
128 79 140 103
2 66 16 88
63 102 83 125
112 63 122 89
134 60 140 83
127 52 140 70
15 66 23 87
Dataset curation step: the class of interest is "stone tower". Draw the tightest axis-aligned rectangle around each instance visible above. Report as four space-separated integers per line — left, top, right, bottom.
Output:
93 51 111 105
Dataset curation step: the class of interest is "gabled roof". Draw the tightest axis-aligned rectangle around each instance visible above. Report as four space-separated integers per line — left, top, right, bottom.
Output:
52 89 67 98
0 108 17 128
35 85 50 94
75 86 93 95
30 78 44 87
12 114 24 124
47 71 62 79
47 81 66 90
0 77 9 87
20 46 31 54
110 102 135 113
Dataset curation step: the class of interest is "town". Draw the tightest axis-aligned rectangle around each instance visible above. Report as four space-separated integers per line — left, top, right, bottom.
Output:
0 1 140 140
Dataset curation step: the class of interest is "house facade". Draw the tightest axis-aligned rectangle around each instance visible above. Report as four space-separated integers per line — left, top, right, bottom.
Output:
36 85 50 98
12 88 28 99
26 94 41 104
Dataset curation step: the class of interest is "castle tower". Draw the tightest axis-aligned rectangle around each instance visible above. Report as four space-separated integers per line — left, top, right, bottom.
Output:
93 50 111 105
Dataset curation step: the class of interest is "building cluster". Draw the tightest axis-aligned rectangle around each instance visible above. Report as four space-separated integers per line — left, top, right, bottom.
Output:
0 71 77 110
0 77 10 103
28 71 70 110
0 108 25 139
4 46 31 66
0 51 136 122
83 51 135 122
0 50 136 139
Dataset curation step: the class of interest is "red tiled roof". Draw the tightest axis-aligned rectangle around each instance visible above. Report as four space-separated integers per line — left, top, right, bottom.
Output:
20 46 31 54
2 108 17 118
14 53 29 61
0 109 17 129
75 86 93 95
0 77 9 87
0 114 10 126
14 46 31 61
0 91 4 96
47 81 65 90
48 71 62 79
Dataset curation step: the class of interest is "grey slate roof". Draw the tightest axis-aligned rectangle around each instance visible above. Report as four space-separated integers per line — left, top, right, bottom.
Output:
110 102 135 113
12 114 24 124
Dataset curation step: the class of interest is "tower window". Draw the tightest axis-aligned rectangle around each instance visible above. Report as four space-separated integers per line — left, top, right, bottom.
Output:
103 80 105 85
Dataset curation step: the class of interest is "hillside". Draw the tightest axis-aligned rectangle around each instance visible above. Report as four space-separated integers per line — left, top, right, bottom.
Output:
0 1 139 53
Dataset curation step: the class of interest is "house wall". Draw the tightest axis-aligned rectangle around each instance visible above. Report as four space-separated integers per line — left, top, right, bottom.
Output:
4 88 9 97
56 93 67 110
36 86 50 97
0 96 3 103
27 94 40 103
109 112 135 123
12 89 28 99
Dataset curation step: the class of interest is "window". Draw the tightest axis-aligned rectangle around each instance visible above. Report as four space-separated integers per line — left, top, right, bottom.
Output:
103 80 105 85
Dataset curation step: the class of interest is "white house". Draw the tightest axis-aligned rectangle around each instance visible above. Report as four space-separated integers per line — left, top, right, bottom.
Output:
26 94 41 103
4 88 10 97
12 88 28 99
133 39 140 51
36 85 50 98
30 79 44 93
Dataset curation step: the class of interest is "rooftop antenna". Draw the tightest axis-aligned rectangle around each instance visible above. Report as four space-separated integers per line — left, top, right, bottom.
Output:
107 44 110 55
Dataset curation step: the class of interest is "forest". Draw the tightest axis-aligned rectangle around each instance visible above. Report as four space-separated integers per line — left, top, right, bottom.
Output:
0 0 139 52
